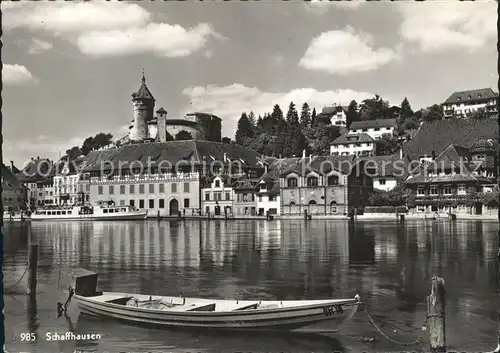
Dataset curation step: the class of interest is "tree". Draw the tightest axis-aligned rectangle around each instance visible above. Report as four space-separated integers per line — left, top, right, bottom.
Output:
235 112 254 145
468 110 490 120
311 108 317 127
80 133 113 155
248 111 257 128
310 125 340 155
64 146 82 161
270 104 286 134
375 136 400 156
346 100 359 127
175 130 193 140
165 131 174 141
422 104 444 122
359 94 390 121
400 97 414 120
282 101 308 157
368 185 415 207
300 102 311 128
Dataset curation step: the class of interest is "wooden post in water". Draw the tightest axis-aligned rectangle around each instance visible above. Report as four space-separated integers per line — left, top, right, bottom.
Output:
26 227 38 295
304 209 308 222
427 276 446 352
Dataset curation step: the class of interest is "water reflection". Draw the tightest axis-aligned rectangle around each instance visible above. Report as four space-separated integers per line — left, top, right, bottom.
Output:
3 219 499 353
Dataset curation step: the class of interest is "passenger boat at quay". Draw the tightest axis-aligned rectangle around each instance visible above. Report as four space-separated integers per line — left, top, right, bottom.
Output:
31 200 148 221
64 269 364 333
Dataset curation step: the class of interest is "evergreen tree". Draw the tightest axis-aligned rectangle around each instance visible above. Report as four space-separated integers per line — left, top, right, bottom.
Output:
359 94 390 120
400 97 414 120
175 130 193 141
422 104 444 122
300 102 311 128
346 100 359 127
285 101 308 157
248 111 257 129
311 108 317 127
270 104 286 134
235 112 254 145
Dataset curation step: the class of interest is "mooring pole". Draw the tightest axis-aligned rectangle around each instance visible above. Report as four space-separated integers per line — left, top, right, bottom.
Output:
427 276 446 352
26 227 38 296
495 228 500 352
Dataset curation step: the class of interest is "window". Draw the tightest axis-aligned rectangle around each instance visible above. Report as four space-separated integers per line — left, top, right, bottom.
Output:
205 193 210 201
149 184 155 193
215 180 220 187
307 176 318 187
362 129 367 132
269 208 277 215
458 184 466 195
130 185 135 194
443 185 452 195
269 195 277 202
184 182 190 193
120 200 125 206
374 127 380 131
98 186 103 195
109 185 114 194
171 183 177 193
379 179 386 185
417 187 425 196
352 129 357 133
139 199 145 209
224 192 230 201
148 199 154 208
120 185 125 194
327 175 339 186
139 184 145 194
184 198 190 208
251 194 255 201
159 184 165 193
258 195 262 202
159 199 165 208
206 206 210 214
216 192 222 201
430 185 438 195
287 177 298 187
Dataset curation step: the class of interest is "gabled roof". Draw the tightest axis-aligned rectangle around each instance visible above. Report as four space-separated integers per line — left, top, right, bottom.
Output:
349 118 397 130
1 164 24 189
402 118 498 160
131 74 155 101
320 105 348 115
82 141 264 172
279 155 358 177
332 132 374 145
443 88 498 105
359 154 410 180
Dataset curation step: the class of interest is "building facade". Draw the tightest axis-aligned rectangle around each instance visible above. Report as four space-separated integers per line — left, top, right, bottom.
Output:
279 155 373 216
442 88 498 119
317 104 349 127
348 118 397 140
256 179 280 215
233 178 259 216
330 133 376 156
201 175 236 216
2 164 28 212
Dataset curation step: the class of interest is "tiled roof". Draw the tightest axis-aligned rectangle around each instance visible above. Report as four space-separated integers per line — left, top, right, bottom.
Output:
1 164 25 189
349 118 397 130
359 154 410 180
82 141 264 172
17 158 54 182
280 155 358 177
443 88 498 105
404 173 492 184
131 75 155 101
233 177 260 191
320 105 348 115
402 118 498 160
332 132 374 145
470 139 497 152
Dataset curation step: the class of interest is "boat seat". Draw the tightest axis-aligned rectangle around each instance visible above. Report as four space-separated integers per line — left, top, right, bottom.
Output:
215 302 259 312
168 302 216 312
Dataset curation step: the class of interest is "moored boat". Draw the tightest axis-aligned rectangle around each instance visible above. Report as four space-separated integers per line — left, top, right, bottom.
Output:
31 200 147 221
3 210 31 222
66 269 363 333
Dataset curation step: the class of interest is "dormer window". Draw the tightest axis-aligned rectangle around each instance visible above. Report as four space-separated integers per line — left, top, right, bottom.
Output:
307 176 318 187
287 177 298 187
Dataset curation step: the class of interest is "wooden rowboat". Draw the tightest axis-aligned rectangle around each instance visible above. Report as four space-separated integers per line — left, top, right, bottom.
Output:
66 268 364 333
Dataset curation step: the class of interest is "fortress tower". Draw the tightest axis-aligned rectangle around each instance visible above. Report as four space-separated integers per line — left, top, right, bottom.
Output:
129 72 155 142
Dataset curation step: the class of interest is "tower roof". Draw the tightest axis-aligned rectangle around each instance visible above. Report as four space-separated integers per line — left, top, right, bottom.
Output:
131 72 155 101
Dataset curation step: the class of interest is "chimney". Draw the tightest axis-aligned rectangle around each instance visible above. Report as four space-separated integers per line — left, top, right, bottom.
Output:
399 148 403 159
264 164 268 174
309 154 312 162
223 152 227 163
302 149 306 158
37 156 40 159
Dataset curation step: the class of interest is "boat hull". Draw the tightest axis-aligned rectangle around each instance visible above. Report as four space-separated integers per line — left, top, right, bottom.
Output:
31 212 147 221
74 292 360 332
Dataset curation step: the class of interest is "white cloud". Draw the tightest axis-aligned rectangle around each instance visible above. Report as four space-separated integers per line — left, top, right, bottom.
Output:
2 2 150 34
2 64 38 85
27 39 53 54
299 27 399 75
77 23 222 58
2 1 222 58
399 2 497 53
182 84 375 138
304 0 364 13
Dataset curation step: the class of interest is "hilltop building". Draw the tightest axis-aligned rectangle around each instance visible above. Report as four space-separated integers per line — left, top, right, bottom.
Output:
348 118 397 140
317 104 349 127
442 88 498 118
117 73 222 145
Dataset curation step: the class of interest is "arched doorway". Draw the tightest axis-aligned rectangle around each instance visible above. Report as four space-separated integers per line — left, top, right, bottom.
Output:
214 205 221 216
169 199 179 216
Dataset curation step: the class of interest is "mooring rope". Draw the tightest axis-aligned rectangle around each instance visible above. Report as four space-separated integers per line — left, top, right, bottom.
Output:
4 264 29 292
365 307 427 346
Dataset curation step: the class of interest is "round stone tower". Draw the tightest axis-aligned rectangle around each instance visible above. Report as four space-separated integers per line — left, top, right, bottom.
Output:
129 72 155 142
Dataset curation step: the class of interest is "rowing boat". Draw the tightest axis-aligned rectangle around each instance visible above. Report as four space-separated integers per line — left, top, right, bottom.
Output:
66 268 363 333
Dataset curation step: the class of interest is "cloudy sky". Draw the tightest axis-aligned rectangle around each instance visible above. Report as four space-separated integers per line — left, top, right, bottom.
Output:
2 0 497 167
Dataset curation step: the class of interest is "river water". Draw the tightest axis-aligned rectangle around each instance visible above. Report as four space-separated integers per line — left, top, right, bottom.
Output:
3 219 498 353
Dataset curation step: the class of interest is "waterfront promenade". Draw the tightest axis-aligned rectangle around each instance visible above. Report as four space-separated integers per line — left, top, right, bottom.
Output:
3 219 498 353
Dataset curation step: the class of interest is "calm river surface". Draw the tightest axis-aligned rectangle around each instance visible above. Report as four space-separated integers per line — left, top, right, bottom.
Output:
3 220 498 353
